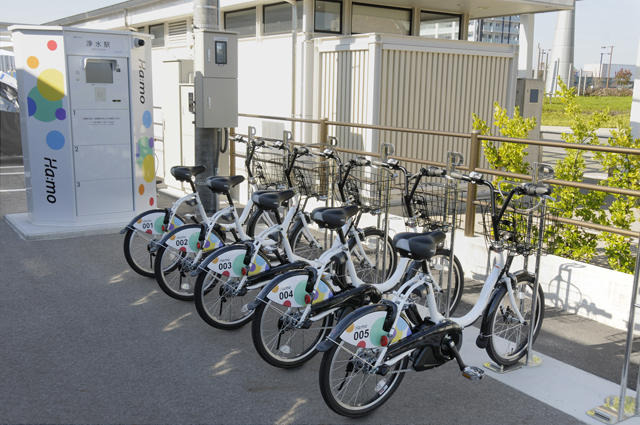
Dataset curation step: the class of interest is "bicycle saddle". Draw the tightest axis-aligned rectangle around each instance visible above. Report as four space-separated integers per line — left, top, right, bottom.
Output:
252 189 295 210
392 231 445 261
170 165 206 182
205 175 245 194
310 205 359 229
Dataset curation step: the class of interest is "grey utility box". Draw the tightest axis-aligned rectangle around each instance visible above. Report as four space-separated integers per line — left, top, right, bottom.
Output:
516 78 544 139
194 30 238 128
516 78 545 165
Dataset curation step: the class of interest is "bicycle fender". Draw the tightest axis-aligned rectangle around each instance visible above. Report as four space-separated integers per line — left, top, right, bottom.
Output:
200 244 270 278
476 285 508 349
248 269 333 310
316 303 411 352
310 284 381 315
157 223 223 254
123 209 184 235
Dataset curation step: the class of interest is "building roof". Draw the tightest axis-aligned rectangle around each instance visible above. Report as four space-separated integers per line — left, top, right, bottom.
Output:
45 0 163 26
45 0 573 26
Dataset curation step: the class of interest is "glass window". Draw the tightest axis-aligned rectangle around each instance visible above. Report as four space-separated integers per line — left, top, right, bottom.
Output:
315 0 341 33
352 3 411 35
149 23 165 47
419 11 461 39
225 8 257 36
264 1 303 34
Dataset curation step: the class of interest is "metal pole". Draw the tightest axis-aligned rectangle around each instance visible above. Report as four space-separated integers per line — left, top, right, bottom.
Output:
445 152 460 318
526 198 546 365
464 130 481 236
617 235 640 420
290 0 297 139
607 46 614 89
194 0 221 213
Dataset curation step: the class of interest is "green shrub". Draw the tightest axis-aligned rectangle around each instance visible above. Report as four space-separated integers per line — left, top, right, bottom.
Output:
473 77 640 273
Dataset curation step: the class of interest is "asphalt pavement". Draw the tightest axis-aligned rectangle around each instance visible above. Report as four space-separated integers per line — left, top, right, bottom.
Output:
0 160 623 424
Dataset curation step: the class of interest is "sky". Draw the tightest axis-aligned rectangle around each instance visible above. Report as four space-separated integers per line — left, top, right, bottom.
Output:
3 0 640 68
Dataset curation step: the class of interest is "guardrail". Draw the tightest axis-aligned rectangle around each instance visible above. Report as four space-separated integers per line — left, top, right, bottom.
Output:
233 112 640 423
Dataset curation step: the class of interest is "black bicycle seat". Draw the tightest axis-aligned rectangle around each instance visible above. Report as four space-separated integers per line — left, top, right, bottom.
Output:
252 190 295 210
205 175 245 194
393 231 445 261
311 205 359 229
170 165 206 182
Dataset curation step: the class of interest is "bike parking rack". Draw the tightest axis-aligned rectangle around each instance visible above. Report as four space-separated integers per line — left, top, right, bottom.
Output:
589 238 640 424
232 115 640 423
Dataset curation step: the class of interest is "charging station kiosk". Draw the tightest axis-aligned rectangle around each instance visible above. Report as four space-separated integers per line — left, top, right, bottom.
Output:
7 26 155 239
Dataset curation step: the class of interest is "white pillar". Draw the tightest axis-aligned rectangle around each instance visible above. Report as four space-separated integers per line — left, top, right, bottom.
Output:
302 0 315 141
546 8 575 94
630 39 640 139
518 14 534 78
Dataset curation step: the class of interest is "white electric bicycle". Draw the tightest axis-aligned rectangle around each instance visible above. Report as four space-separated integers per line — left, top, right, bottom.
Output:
192 152 398 330
316 169 554 417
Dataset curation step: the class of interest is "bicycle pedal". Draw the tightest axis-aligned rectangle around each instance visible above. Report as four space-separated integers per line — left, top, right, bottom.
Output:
462 366 485 381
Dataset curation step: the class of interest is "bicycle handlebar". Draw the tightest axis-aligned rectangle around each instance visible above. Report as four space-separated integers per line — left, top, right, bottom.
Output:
422 166 446 178
351 156 371 167
519 182 552 197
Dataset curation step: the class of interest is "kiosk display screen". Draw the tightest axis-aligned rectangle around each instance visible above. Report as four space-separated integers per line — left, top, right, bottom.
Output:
85 60 114 84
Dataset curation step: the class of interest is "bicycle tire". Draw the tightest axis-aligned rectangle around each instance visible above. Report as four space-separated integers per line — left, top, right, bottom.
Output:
153 226 225 301
485 273 544 366
123 211 186 278
337 227 397 284
318 341 408 417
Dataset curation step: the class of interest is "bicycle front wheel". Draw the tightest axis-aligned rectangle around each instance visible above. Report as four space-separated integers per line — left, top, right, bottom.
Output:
486 274 545 366
318 341 407 417
288 214 330 261
344 227 397 284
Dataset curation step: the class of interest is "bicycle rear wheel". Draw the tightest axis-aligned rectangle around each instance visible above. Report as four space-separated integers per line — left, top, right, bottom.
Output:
154 227 225 301
485 274 544 366
318 341 407 417
251 300 332 368
123 228 158 277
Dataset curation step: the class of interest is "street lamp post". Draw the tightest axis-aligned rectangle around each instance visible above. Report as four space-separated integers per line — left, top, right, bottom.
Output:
601 45 614 89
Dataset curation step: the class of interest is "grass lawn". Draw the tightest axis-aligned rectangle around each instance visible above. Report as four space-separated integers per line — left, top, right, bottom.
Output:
541 96 632 127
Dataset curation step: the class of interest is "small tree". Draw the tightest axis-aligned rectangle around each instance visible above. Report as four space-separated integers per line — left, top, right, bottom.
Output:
472 103 536 179
614 68 633 88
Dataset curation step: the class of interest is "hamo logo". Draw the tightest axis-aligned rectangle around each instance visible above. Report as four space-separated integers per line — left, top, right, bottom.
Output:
138 59 146 104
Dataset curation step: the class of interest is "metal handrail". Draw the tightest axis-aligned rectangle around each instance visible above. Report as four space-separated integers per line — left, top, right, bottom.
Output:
235 113 640 239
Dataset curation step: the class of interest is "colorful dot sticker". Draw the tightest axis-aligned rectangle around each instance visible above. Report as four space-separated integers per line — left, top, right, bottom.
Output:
149 197 154 206
47 40 57 51
138 184 145 195
46 130 65 150
37 69 65 101
143 155 154 183
55 108 66 120
27 86 62 122
27 97 36 116
27 56 39 69
142 110 152 128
